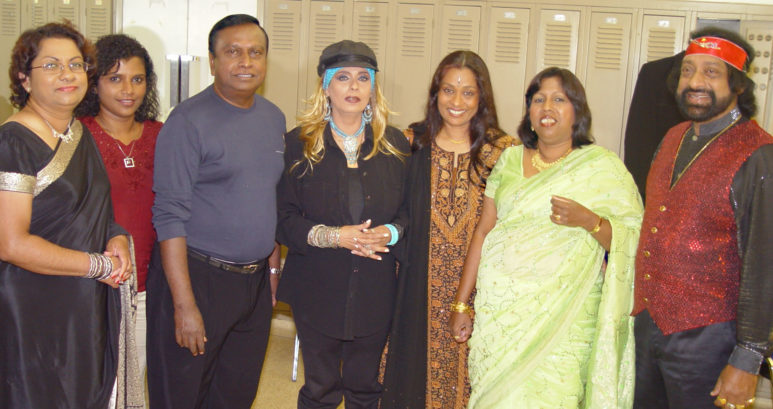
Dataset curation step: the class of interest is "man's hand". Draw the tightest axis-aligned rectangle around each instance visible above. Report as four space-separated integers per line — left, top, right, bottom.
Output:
174 303 207 356
711 365 758 408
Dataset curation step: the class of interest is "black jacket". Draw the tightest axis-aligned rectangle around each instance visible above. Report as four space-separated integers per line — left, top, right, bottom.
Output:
624 52 685 201
276 124 410 339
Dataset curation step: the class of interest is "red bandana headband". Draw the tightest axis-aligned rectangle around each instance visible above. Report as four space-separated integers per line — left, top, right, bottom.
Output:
685 36 748 72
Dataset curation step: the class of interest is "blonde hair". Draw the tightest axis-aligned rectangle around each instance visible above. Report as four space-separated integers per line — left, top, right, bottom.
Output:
292 74 404 173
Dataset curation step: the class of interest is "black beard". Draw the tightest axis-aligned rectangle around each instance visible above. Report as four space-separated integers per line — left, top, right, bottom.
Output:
676 87 734 122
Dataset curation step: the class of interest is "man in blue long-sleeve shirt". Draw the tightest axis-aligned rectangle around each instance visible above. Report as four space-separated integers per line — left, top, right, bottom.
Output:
147 14 285 409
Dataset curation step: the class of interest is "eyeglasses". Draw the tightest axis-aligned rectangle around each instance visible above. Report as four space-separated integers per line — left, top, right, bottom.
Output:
30 61 90 74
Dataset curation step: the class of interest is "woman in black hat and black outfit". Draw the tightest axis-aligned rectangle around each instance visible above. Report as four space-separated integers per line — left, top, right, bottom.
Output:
276 40 409 409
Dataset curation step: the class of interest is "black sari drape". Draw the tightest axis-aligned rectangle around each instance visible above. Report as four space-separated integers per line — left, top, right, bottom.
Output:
0 121 123 409
381 145 432 408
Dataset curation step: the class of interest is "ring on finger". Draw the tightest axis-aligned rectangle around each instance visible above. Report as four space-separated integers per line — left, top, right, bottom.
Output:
746 398 756 406
718 398 728 406
726 403 736 409
554 214 561 221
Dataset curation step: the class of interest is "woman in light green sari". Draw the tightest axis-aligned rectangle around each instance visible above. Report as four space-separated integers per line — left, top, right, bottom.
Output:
450 67 643 409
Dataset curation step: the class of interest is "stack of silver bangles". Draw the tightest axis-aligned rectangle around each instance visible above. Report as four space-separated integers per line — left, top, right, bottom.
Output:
307 224 341 248
84 252 114 280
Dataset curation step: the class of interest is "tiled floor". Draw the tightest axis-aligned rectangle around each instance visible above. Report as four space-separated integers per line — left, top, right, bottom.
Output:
252 311 305 409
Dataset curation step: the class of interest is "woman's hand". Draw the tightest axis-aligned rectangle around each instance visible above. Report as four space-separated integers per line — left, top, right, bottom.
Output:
551 195 612 251
98 275 121 289
449 312 473 343
104 235 132 284
550 195 598 230
353 224 390 260
340 220 389 260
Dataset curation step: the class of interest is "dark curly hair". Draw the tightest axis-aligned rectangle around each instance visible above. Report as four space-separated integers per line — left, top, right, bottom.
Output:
668 26 757 118
75 34 160 121
9 21 94 109
409 50 506 179
517 67 594 149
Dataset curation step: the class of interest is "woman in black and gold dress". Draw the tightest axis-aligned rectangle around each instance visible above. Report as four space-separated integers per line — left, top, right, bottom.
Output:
0 22 131 408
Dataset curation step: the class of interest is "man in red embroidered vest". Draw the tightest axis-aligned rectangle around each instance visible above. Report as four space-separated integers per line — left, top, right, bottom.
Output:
633 27 773 409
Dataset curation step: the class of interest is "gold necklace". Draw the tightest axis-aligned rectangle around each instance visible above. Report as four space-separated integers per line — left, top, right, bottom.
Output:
447 137 467 144
531 147 572 171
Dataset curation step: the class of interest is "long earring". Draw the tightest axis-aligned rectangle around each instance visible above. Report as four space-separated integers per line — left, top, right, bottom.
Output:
362 103 373 124
324 98 332 122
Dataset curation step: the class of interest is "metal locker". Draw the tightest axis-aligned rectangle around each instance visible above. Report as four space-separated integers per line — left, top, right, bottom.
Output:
387 2 434 129
304 1 345 101
440 4 481 57
637 13 687 70
264 0 302 129
535 8 581 72
483 6 530 135
583 10 634 155
0 0 21 121
82 0 111 40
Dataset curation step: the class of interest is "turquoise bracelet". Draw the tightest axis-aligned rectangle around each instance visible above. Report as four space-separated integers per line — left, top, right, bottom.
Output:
384 224 399 246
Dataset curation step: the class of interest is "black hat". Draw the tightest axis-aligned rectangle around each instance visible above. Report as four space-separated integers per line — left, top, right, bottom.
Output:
317 40 378 76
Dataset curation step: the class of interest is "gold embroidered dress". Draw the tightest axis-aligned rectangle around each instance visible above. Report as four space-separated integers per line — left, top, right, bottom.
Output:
426 138 513 408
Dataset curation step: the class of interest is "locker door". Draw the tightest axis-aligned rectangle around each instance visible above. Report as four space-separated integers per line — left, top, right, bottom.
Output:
1 0 21 121
304 1 345 100
638 14 686 69
743 22 773 132
388 3 434 129
584 11 633 154
51 0 79 26
22 0 48 30
264 0 302 129
535 9 581 72
352 2 388 67
484 6 530 135
440 4 480 56
81 0 111 40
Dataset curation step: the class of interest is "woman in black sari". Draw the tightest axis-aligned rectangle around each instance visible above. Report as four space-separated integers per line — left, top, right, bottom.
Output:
0 22 132 408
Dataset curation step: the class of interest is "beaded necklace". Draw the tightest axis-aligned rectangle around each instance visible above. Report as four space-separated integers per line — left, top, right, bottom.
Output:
531 146 572 171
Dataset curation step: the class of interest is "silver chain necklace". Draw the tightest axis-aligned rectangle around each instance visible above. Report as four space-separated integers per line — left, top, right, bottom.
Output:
40 115 74 143
115 139 137 168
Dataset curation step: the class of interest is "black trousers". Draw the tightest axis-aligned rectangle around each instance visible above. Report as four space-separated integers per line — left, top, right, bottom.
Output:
146 245 272 409
294 318 389 409
634 309 736 409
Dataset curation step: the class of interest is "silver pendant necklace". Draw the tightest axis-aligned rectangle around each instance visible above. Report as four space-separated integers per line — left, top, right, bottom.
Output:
116 139 137 168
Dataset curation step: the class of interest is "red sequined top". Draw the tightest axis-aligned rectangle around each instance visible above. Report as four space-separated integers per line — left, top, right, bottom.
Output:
81 116 162 292
633 120 772 335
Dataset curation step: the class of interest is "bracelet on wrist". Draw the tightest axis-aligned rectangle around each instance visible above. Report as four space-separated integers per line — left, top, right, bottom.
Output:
384 224 399 246
588 216 603 234
269 267 281 276
85 252 113 280
450 301 471 314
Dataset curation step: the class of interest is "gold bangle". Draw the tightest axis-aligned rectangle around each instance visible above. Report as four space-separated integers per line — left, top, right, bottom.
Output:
589 216 602 234
450 301 471 314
